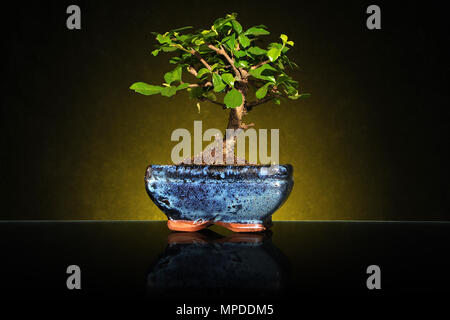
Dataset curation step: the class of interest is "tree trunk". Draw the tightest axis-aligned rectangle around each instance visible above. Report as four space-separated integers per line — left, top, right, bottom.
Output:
222 81 248 164
227 105 245 130
186 81 249 165
227 80 248 130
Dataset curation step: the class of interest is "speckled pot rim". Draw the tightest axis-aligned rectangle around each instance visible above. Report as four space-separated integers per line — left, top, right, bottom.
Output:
146 164 293 181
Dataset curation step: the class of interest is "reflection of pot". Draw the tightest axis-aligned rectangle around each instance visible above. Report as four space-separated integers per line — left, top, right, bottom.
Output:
147 230 290 297
145 165 294 232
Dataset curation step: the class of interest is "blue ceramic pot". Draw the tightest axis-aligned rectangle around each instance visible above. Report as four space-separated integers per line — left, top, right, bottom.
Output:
145 165 294 232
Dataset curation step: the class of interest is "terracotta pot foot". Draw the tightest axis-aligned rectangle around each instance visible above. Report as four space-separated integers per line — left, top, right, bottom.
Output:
215 222 267 233
167 219 212 232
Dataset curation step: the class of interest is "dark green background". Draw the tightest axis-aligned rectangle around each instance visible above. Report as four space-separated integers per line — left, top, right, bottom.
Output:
2 0 448 220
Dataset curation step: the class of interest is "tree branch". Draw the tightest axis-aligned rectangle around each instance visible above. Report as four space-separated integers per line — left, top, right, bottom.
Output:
240 122 255 129
207 44 241 80
246 96 275 109
190 49 212 71
251 60 270 70
187 66 198 77
199 97 227 109
183 66 211 88
188 81 213 88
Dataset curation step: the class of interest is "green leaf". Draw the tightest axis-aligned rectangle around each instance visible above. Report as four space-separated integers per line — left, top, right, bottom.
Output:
212 73 226 92
280 34 288 43
256 83 270 99
196 68 210 78
169 56 181 64
163 72 172 84
249 64 277 83
268 43 283 50
161 86 177 97
273 98 281 105
130 82 164 96
247 46 266 55
212 73 221 86
221 73 235 87
204 91 217 101
276 59 285 70
194 38 205 46
299 93 311 98
226 33 236 52
210 62 227 72
238 34 250 48
170 26 193 32
156 33 171 44
220 35 231 44
175 34 189 42
164 66 182 85
267 48 281 62
161 45 178 52
234 50 247 58
188 87 203 99
231 20 242 34
213 17 233 33
235 60 249 68
202 30 217 40
244 27 270 36
177 83 190 90
151 49 160 56
224 89 243 108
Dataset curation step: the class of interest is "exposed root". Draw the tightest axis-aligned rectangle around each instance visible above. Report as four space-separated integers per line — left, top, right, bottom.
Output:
180 138 250 165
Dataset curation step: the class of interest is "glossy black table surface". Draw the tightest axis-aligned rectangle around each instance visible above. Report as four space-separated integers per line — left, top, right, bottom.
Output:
1 221 449 300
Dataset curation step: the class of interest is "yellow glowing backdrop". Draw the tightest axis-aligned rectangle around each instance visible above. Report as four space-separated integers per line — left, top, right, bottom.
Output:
48 11 390 221
3 1 448 221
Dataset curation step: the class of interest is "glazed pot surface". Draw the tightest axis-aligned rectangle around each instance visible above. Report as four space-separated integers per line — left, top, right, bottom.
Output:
145 165 294 232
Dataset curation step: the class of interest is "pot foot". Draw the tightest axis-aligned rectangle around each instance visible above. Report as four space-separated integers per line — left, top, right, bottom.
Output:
167 219 272 233
167 219 212 232
215 222 268 233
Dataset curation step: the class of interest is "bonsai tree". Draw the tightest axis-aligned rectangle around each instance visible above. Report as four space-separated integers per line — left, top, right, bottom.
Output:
130 13 309 164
